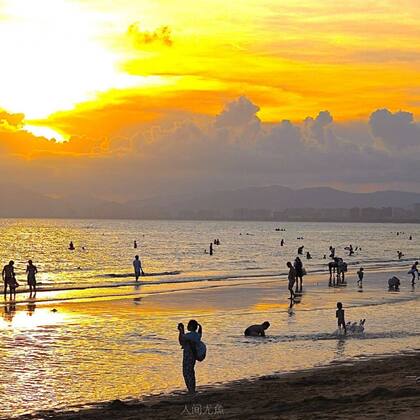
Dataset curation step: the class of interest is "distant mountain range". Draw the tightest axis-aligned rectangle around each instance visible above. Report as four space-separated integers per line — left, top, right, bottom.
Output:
131 186 420 212
2 184 420 220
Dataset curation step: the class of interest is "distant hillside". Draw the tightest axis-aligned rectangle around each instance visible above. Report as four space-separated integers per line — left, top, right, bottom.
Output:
1 184 420 220
132 186 420 213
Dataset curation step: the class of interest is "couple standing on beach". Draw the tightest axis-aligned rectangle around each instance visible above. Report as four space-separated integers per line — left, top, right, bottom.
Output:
2 260 38 299
287 257 305 300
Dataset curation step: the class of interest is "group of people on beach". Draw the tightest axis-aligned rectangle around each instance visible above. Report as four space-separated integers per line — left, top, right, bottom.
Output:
178 297 361 393
2 260 37 300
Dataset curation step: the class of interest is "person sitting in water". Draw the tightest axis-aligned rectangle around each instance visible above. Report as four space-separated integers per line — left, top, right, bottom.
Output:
69 241 75 250
244 321 270 337
346 319 366 334
388 276 400 291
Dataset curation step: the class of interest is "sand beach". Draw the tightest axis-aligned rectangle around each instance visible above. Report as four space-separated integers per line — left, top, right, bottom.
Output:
18 352 420 419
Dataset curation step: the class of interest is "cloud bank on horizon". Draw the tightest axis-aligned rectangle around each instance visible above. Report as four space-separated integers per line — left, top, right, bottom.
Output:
1 97 420 200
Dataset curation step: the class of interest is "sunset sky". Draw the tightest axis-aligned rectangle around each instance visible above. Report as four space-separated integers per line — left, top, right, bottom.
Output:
1 0 420 200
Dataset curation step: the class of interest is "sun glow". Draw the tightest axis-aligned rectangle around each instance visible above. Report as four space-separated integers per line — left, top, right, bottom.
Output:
24 124 68 142
0 0 138 120
1 0 420 141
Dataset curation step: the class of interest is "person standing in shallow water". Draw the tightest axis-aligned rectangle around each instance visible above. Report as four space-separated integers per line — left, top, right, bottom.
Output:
133 255 144 282
26 260 38 296
209 243 213 256
357 267 364 286
287 261 296 300
410 261 418 285
336 302 346 334
2 261 17 299
294 257 304 293
178 320 202 394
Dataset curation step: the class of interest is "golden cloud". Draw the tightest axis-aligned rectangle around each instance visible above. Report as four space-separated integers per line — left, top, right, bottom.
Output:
127 22 173 47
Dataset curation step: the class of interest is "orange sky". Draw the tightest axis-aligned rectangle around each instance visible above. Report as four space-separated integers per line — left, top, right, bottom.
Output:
1 0 420 142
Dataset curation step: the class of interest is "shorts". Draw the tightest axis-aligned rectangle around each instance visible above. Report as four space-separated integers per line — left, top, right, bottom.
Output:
6 278 18 288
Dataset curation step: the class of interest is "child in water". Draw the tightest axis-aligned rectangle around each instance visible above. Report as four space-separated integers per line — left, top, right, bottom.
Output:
336 302 346 334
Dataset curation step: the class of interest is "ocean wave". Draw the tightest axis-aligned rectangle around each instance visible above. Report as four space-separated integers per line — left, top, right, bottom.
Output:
103 271 182 278
240 330 420 344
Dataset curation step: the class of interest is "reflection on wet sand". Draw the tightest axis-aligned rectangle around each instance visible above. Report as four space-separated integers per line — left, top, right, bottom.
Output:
3 301 16 322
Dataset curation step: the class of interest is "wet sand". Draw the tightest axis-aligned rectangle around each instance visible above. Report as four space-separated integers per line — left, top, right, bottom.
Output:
3 267 418 417
19 352 420 419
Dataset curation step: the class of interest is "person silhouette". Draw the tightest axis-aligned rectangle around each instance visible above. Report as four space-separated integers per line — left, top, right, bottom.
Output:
178 320 203 394
287 261 296 300
133 255 144 281
26 260 38 296
2 261 17 299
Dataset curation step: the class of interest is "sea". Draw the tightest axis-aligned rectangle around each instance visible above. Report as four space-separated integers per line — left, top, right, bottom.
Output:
0 219 418 417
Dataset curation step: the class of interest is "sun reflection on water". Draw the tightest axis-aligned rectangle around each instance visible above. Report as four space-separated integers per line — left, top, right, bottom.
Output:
0 304 68 329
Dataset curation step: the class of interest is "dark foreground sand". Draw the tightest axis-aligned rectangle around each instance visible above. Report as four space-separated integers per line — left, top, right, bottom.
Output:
20 353 420 420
